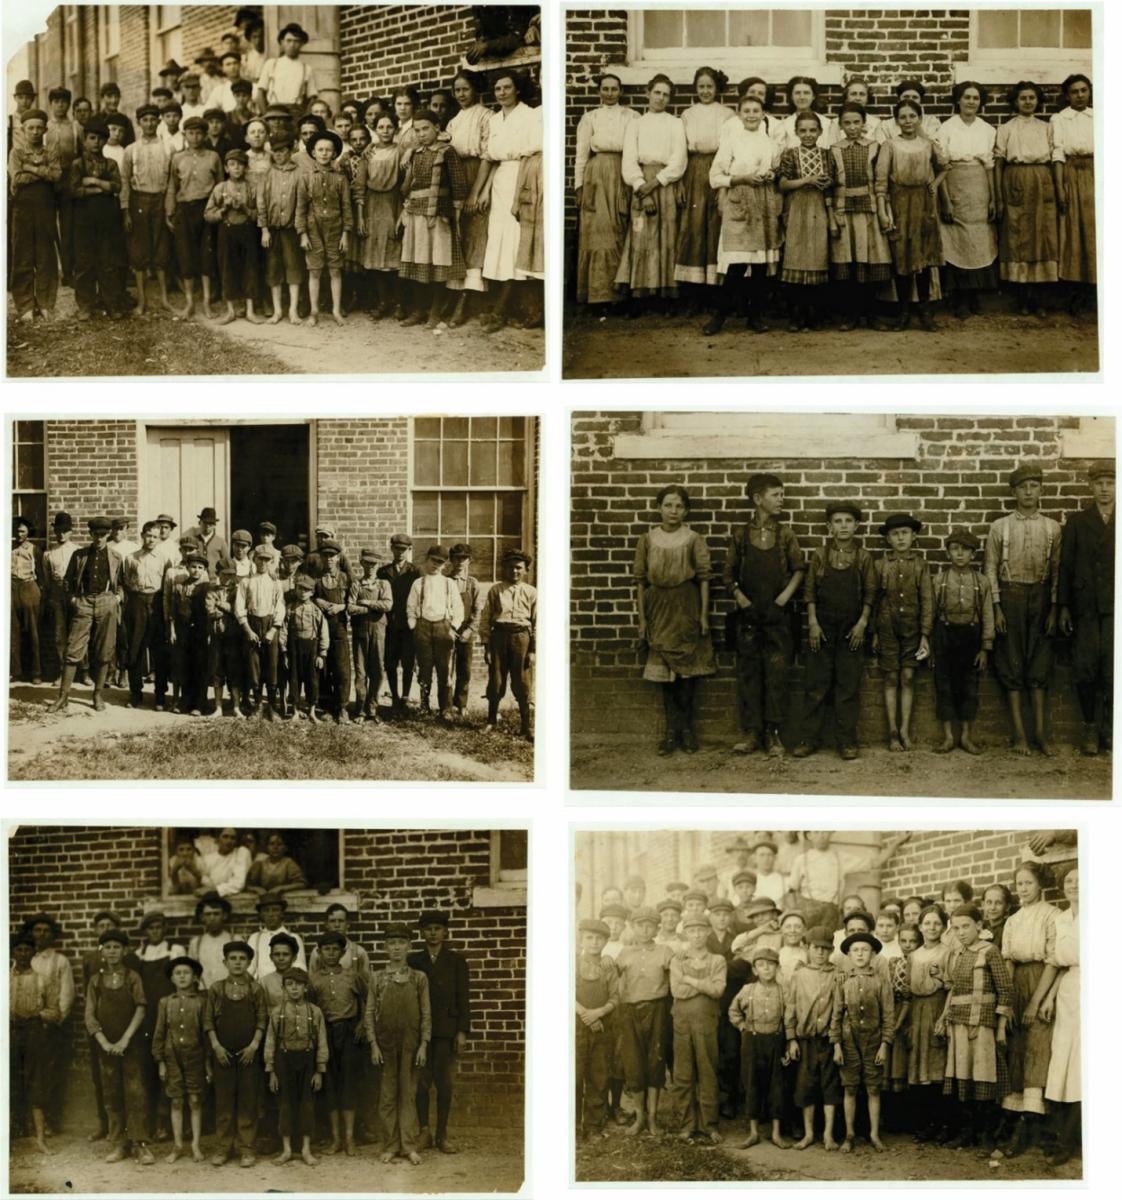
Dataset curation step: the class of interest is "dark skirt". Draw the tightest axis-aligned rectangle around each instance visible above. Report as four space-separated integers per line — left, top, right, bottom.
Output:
577 150 629 304
1006 960 1052 1101
674 151 720 286
999 163 1058 283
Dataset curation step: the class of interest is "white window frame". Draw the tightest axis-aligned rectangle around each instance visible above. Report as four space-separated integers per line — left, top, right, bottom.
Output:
1059 416 1114 460
473 830 528 908
152 5 184 77
100 5 120 60
12 420 48 553
613 8 841 87
955 7 1093 83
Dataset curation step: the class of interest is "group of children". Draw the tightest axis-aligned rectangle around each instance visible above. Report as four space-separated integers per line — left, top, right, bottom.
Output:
632 459 1114 760
575 70 1095 332
576 833 1081 1167
11 510 536 738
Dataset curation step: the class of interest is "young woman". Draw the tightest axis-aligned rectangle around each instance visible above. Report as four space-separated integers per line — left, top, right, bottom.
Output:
427 87 453 132
981 883 1015 949
886 923 918 1124
907 904 953 1141
1051 74 1095 314
1041 865 1080 1166
838 76 883 143
936 81 998 318
573 72 636 311
776 76 836 149
995 81 1059 315
704 94 781 335
633 484 715 755
445 69 494 323
882 80 941 141
361 114 403 318
737 77 777 138
362 96 388 137
778 110 836 330
391 85 420 155
673 67 736 306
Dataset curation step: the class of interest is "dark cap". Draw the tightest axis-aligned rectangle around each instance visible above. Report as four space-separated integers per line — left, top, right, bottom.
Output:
750 946 780 965
222 939 255 960
293 573 316 591
424 544 448 562
682 889 708 905
806 925 835 949
1008 462 1044 488
136 103 160 120
1088 460 1115 481
359 548 382 564
503 548 532 567
840 930 883 955
165 955 203 979
231 79 253 95
22 912 62 936
197 506 219 522
449 542 473 558
709 898 733 914
317 930 347 948
732 869 757 886
599 903 629 921
418 910 450 929
278 22 310 44
185 552 208 567
104 114 129 130
180 72 201 87
656 898 683 914
257 891 289 911
182 116 207 132
878 512 923 537
579 919 610 938
159 59 185 77
88 516 112 533
319 538 341 555
281 543 304 559
195 46 219 64
283 966 309 984
14 80 37 96
231 529 252 546
844 909 876 929
682 914 712 932
203 107 226 122
383 922 413 941
53 511 73 532
152 87 173 100
825 501 864 523
99 928 130 946
390 534 413 547
256 520 277 535
744 898 779 918
12 931 37 950
110 517 130 531
946 526 980 550
629 906 660 927
84 116 109 139
162 102 183 116
20 108 48 125
138 910 166 931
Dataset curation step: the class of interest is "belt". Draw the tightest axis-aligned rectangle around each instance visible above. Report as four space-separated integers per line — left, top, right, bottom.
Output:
494 623 531 633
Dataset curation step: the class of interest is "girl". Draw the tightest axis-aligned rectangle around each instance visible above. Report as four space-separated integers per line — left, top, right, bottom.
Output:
981 883 1015 950
902 896 926 928
1051 74 1094 314
673 67 737 306
633 485 715 755
361 113 403 319
1041 865 1080 1166
340 123 370 311
882 80 941 141
737 77 777 139
573 72 636 311
906 904 953 1142
829 102 893 328
614 74 687 317
362 96 388 137
1000 861 1058 1157
838 76 883 144
391 86 420 155
995 81 1059 315
246 832 306 894
884 924 915 1130
446 69 494 323
704 94 781 335
428 88 453 132
875 99 946 331
778 110 836 331
936 81 998 318
777 76 836 149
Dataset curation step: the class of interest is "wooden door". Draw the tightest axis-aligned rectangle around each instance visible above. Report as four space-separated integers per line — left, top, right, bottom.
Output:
143 427 230 533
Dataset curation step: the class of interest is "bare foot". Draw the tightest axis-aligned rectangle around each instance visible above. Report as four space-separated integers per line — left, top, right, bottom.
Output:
274 1149 292 1165
1037 738 1056 757
160 296 174 312
322 1139 339 1156
772 1133 791 1149
166 1145 183 1164
961 735 982 755
408 1151 422 1165
899 730 912 750
380 1150 396 1163
35 1138 53 1155
888 733 904 752
191 1146 204 1163
332 311 345 326
180 304 195 320
267 311 283 324
677 1130 694 1142
839 1138 854 1154
246 310 264 324
302 1149 318 1165
738 1132 761 1149
307 312 318 326
794 1134 815 1150
289 313 302 326
936 735 955 753
704 1130 722 1145
344 1138 356 1157
870 1135 887 1152
625 1117 644 1137
1012 738 1032 757
217 310 236 325
823 1137 840 1152
200 303 214 320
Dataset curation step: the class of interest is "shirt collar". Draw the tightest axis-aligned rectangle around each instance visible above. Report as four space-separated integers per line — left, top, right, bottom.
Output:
1012 509 1041 521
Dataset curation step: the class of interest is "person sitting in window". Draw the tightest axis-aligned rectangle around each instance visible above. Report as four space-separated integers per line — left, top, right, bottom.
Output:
247 832 308 896
168 836 203 895
195 827 252 897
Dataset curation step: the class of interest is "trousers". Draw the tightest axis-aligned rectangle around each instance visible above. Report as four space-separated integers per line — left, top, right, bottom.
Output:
670 995 719 1134
352 618 386 714
10 577 41 678
576 1021 610 1132
385 626 415 699
98 1039 147 1146
932 621 982 721
276 1046 315 1141
416 1035 456 1139
379 1036 420 1154
452 638 474 709
10 180 58 315
213 1058 258 1154
73 192 125 314
800 614 864 748
65 593 119 666
734 608 793 734
414 617 454 709
487 624 532 706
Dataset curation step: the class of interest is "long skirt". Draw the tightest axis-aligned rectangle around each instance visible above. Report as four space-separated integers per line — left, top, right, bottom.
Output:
940 160 998 289
642 580 716 682
906 991 947 1086
1045 964 1080 1103
999 162 1058 283
715 181 781 276
361 188 401 272
615 162 679 298
943 1021 1009 1102
780 185 830 285
399 211 464 284
888 181 944 276
1058 155 1095 283
830 206 893 282
1002 960 1052 1114
447 155 487 290
483 157 522 283
673 152 720 285
576 150 628 304
513 151 544 280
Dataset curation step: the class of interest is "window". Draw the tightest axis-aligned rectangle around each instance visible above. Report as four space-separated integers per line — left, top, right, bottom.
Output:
164 827 343 901
100 5 120 59
1060 416 1114 460
154 5 183 70
64 7 81 92
959 8 1092 81
412 416 531 581
474 830 529 907
12 421 47 551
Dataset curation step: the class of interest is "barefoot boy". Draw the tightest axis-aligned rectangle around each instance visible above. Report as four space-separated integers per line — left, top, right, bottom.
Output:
285 574 328 721
784 927 841 1151
152 955 208 1162
265 966 327 1166
204 147 263 324
120 103 172 314
576 919 619 1141
729 947 789 1150
258 134 305 323
166 116 222 318
10 931 58 1155
296 129 351 325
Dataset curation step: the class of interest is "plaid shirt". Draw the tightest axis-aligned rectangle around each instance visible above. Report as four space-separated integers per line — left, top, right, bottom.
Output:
402 142 467 220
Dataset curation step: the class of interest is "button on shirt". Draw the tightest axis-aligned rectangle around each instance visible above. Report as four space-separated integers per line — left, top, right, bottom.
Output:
258 55 319 106
830 966 894 1043
166 147 223 218
295 164 353 235
11 539 38 581
784 962 838 1039
480 580 537 640
616 941 674 1003
264 999 329 1072
669 949 727 1000
876 552 934 632
257 161 300 227
984 510 1061 603
11 967 52 1020
406 573 464 628
120 135 171 208
80 547 114 594
729 979 786 1034
309 964 365 1022
153 991 206 1060
288 597 329 651
123 547 167 593
236 574 286 626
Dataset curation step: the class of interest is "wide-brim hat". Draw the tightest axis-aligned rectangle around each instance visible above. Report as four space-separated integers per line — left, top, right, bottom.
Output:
1088 460 1115 481
278 22 310 44
12 931 37 950
179 72 201 87
257 891 288 911
946 526 980 551
629 906 659 927
22 912 62 937
1008 463 1043 488
194 891 232 920
195 47 219 64
825 501 864 523
840 930 883 955
165 955 203 979
305 128 343 157
222 939 255 960
418 910 450 929
159 59 185 77
878 512 923 537
579 919 610 938
724 835 754 855
198 507 219 523
265 104 293 120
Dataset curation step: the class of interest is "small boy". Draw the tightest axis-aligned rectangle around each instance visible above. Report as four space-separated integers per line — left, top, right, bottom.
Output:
120 103 172 315
407 544 464 719
730 871 758 933
575 918 619 1141
654 898 684 952
730 897 782 960
255 523 281 576
314 540 355 723
286 573 328 721
479 548 537 739
236 548 286 718
446 543 483 717
873 513 934 751
348 549 394 722
213 566 246 717
67 117 127 321
379 535 421 714
784 926 841 1151
10 930 58 1154
166 115 223 319
296 128 352 325
203 107 234 163
365 923 431 1165
101 111 129 172
265 966 327 1166
932 528 994 755
309 904 372 978
8 107 62 322
725 474 805 755
98 81 134 145
223 528 254 577
260 934 299 1012
830 930 893 1153
168 836 202 894
152 955 208 1163
729 946 789 1150
203 940 267 1167
204 147 263 323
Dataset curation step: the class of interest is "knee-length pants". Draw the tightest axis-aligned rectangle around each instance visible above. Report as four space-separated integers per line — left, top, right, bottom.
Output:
994 580 1053 692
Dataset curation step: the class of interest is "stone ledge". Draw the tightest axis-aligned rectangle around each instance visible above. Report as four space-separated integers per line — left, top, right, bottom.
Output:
609 62 844 88
472 885 527 908
459 45 541 73
144 891 359 919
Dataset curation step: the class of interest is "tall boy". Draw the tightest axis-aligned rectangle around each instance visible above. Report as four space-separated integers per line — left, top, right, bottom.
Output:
576 919 619 1141
479 548 536 738
265 966 327 1165
23 913 75 1135
43 512 77 682
784 926 841 1151
188 892 233 988
45 87 79 285
248 893 306 978
309 931 368 1155
786 832 844 934
725 473 804 755
349 548 394 722
152 955 208 1163
310 904 372 979
446 543 483 716
167 552 210 713
379 534 420 713
10 931 58 1155
10 516 43 682
296 128 351 325
166 115 223 319
237 547 286 717
120 103 172 315
314 540 354 722
9 107 62 322
984 463 1061 756
407 544 464 719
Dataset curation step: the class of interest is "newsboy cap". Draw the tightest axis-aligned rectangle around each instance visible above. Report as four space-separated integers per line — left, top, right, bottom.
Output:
744 898 779 918
99 929 130 946
383 922 413 941
185 552 208 567
424 544 448 562
283 966 309 984
20 109 48 125
88 516 112 533
946 527 980 550
751 946 780 965
681 915 712 932
1008 462 1043 488
629 906 660 927
825 501 864 523
579 919 610 938
732 869 757 886
390 533 413 547
252 544 273 559
319 539 341 555
656 898 683 914
359 548 382 564
503 548 532 567
1088 460 1115 480
281 543 304 559
682 890 709 905
222 940 255 960
182 116 207 132
164 955 203 979
806 925 835 949
878 512 922 537
418 911 450 929
709 898 733 914
317 931 346 947
599 903 629 921
231 529 252 545
135 103 160 120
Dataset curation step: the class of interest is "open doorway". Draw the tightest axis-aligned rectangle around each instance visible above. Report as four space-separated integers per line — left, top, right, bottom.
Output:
229 424 310 550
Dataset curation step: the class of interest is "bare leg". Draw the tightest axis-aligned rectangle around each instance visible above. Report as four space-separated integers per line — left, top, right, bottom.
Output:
181 277 196 318
133 270 148 316
245 299 263 324
739 1119 761 1149
32 1107 52 1155
325 1110 340 1154
771 1118 789 1149
167 1103 185 1161
268 284 284 323
287 283 301 326
330 270 344 324
300 1135 317 1165
823 1104 839 1150
625 1090 645 1137
1007 690 1031 755
795 1105 816 1149
308 271 321 324
217 301 236 325
645 1086 659 1137
868 1090 886 1150
275 1136 293 1164
189 1098 203 1161
343 1109 356 1155
156 270 172 310
899 667 915 748
1031 687 1054 755
960 720 982 755
885 681 902 749
840 1091 857 1151
201 276 213 319
937 719 956 753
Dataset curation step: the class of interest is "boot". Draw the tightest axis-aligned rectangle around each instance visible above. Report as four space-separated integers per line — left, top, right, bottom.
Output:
92 664 110 711
702 311 726 336
49 663 77 712
1004 1116 1030 1158
1080 722 1099 755
518 701 532 742
917 302 938 332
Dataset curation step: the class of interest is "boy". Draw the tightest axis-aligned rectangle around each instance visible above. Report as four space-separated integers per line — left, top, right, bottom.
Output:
167 551 209 713
730 897 782 959
365 922 431 1165
204 940 267 1167
166 115 223 319
221 528 254 577
1058 460 1115 755
479 548 536 739
873 513 934 751
152 955 208 1163
179 73 207 124
236 547 286 718
794 503 876 761
204 146 263 323
203 107 234 162
407 544 464 719
707 899 741 1120
875 909 904 960
168 836 202 894
265 966 327 1166
212 566 247 716
98 81 134 145
84 929 154 1164
23 912 75 1135
309 931 368 1155
43 512 77 682
655 898 684 952
932 528 994 755
10 930 58 1155
296 128 351 325
729 947 789 1150
248 893 307 978
309 904 371 978
730 872 758 933
260 933 299 1012
286 573 328 721
187 892 232 988
45 87 79 285
314 540 354 722
227 80 256 145
786 832 844 934
576 918 619 1141
134 911 186 1144
831 930 893 1153
258 133 304 323
725 474 805 755
446 543 483 717
984 463 1061 756
379 534 421 714
159 103 184 153
255 22 319 116
215 51 248 112
120 103 172 315
254 522 281 576
348 548 394 722
784 926 841 1151
102 112 129 172
10 516 43 683
9 107 62 322
752 839 786 906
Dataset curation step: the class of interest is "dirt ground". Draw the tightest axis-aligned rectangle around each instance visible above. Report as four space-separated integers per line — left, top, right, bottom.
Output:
570 733 1110 799
562 305 1099 378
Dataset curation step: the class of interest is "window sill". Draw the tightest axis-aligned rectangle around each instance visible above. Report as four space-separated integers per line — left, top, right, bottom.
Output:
611 61 843 88
147 891 358 919
472 885 528 908
954 57 1090 83
613 428 919 460
458 45 541 73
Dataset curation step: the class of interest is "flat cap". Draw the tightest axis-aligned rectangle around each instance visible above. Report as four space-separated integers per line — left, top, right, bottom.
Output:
681 915 712 932
383 922 413 941
225 147 248 164
319 538 341 554
624 875 646 890
185 551 208 567
139 910 166 930
502 548 532 567
744 897 779 918
203 107 226 122
20 108 48 125
360 548 382 564
283 966 309 984
732 869 757 886
252 544 273 559
179 72 201 86
682 889 709 905
751 838 778 855
779 910 806 926
257 520 277 535
317 930 346 947
449 542 473 558
629 906 659 926
165 955 203 979
256 891 288 910
878 512 923 537
424 543 448 562
390 533 413 547
579 919 610 938
946 526 980 550
806 925 835 949
750 946 780 964
599 903 629 921
1008 462 1043 488
182 116 207 132
135 103 160 120
231 528 252 545
99 929 129 946
84 116 110 139
825 501 864 523
709 898 733 914
656 898 683 914
1088 460 1115 480
88 515 112 533
281 543 304 558
418 911 450 928
694 863 717 881
222 939 254 960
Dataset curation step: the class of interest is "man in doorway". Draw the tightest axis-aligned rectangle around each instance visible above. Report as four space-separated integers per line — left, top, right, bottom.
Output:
184 507 229 579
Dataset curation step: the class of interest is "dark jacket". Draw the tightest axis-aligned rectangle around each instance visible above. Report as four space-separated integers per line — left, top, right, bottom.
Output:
1058 503 1114 617
407 946 471 1040
64 542 123 598
378 561 422 631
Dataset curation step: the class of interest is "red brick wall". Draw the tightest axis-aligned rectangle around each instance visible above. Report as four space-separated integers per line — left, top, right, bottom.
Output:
570 412 1106 746
45 420 141 532
8 824 526 1128
113 6 152 113
180 4 241 68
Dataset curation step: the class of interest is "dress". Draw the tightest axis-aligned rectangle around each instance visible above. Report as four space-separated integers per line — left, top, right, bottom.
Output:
1050 106 1095 284
875 135 944 276
905 942 952 1085
633 525 716 682
338 147 366 272
942 941 1014 1101
674 103 737 286
778 144 834 285
398 143 467 284
446 103 492 290
708 122 782 276
574 105 636 303
1001 898 1057 1114
829 137 893 282
995 116 1059 283
483 101 543 283
361 144 402 271
1044 907 1079 1104
774 110 837 151
513 151 544 280
935 114 998 288
886 955 911 1092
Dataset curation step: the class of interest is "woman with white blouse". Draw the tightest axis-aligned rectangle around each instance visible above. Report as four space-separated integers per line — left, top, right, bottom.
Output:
445 69 494 322
1040 865 1080 1166
573 71 636 308
935 81 998 318
614 74 688 314
1051 73 1095 314
775 76 837 151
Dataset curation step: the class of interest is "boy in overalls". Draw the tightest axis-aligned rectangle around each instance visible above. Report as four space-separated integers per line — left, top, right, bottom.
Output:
575 918 619 1140
348 549 394 722
724 474 804 756
314 541 354 722
793 503 876 761
265 966 327 1166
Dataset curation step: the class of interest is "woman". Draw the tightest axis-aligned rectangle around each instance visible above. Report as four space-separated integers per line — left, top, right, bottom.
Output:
246 831 307 894
882 80 942 141
614 74 687 317
1041 865 1080 1166
1051 73 1095 314
674 67 736 304
936 81 998 317
776 76 836 150
195 827 250 896
391 85 420 155
445 69 493 323
981 883 1016 949
995 80 1059 315
633 484 715 755
362 113 403 318
907 904 954 1141
573 71 636 310
838 76 884 144
480 69 544 331
428 87 454 131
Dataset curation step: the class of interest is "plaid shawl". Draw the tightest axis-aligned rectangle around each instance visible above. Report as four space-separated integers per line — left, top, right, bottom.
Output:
403 142 466 220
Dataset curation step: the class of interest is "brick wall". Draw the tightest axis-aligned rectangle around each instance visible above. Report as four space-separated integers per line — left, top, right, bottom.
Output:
114 6 152 112
180 4 241 69
46 420 141 533
570 412 1108 747
8 824 526 1129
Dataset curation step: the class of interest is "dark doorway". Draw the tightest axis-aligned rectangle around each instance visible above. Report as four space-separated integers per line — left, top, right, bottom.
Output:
230 425 310 550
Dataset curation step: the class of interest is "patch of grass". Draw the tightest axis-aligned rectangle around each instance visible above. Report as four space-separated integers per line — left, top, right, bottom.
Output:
577 1133 766 1182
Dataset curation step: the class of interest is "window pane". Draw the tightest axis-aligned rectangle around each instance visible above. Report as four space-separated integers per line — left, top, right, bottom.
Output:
414 416 441 439
16 420 43 445
444 416 469 439
730 10 770 47
1063 9 1091 48
442 493 467 539
500 491 523 536
643 9 683 49
479 540 497 581
977 9 1018 48
773 9 812 47
442 440 469 485
498 439 525 487
13 494 47 543
413 492 439 536
686 10 727 48
16 448 44 491
468 493 496 536
414 440 440 486
470 440 497 486
500 830 528 871
470 416 496 439
1020 8 1061 46
499 416 525 439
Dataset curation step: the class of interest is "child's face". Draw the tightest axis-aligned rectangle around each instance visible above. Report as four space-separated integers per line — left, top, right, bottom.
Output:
948 541 974 568
322 553 340 573
899 927 920 954
271 945 294 973
887 526 914 553
844 916 872 938
281 33 302 58
188 561 207 581
796 116 820 147
375 116 396 144
848 942 873 968
942 888 966 910
164 113 181 133
312 137 336 164
659 910 678 933
751 910 778 931
83 131 106 155
295 584 314 602
102 941 124 965
94 915 115 938
361 561 377 579
580 932 607 956
185 127 205 149
183 83 201 102
140 113 159 137
335 115 352 137
450 553 470 575
604 916 624 939
685 925 709 951
781 917 805 945
413 117 438 147
633 919 657 944
108 124 126 145
254 556 269 573
246 122 266 149
754 487 784 519
144 917 165 943
1014 479 1041 508
695 75 717 103
753 957 778 982
260 903 284 929
808 943 831 967
897 106 920 135
271 146 292 166
1092 475 1115 507
283 977 307 1001
325 910 348 935
739 99 763 130
225 950 250 977
171 965 196 990
755 846 776 872
424 555 442 575
919 911 945 944
951 914 980 946
507 559 527 583
319 942 343 967
1066 79 1091 111
711 910 730 933
808 832 832 852
23 118 47 145
207 118 225 138
310 101 329 121
903 900 923 925
222 58 241 80
394 94 414 121
875 915 899 943
384 936 409 962
982 888 1008 923
102 93 120 112
734 881 754 903
227 158 246 179
829 514 856 542
50 97 70 119
13 944 34 969
658 492 687 527
349 128 370 153
683 898 705 918
841 110 865 139
624 883 644 909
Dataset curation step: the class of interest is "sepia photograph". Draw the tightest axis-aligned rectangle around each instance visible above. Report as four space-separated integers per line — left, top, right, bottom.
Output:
7 821 527 1194
563 4 1098 378
9 415 539 781
573 826 1081 1183
570 411 1113 799
6 4 544 377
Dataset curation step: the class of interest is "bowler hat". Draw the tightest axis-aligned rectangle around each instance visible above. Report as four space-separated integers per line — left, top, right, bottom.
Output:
840 930 882 955
88 516 112 533
305 128 342 158
257 891 288 911
164 955 203 979
197 507 219 522
825 501 864 523
630 906 660 926
383 922 413 941
579 919 610 938
751 946 780 965
53 511 73 533
878 512 923 537
418 910 450 929
1088 460 1115 481
1008 462 1043 488
195 47 219 64
277 22 310 44
390 534 413 547
806 925 834 949
946 527 980 550
222 939 255 960
269 932 299 953
14 80 36 97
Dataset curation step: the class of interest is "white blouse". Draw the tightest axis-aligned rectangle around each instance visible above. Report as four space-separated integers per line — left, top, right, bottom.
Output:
709 123 781 188
446 103 491 160
573 104 637 187
1002 898 1057 963
681 101 738 154
621 111 687 189
485 101 543 164
881 113 942 143
775 110 838 150
995 115 1055 164
935 114 996 169
1050 106 1094 157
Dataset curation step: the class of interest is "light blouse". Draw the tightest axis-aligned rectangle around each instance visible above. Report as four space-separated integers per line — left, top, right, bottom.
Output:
881 114 942 143
633 524 712 588
573 104 637 187
907 942 952 997
363 143 401 191
1002 898 1058 963
621 110 687 189
775 110 838 150
1050 106 1094 158
875 135 939 193
485 101 543 165
681 101 738 153
447 102 492 161
709 123 781 188
995 115 1055 164
1048 906 1078 969
935 114 996 169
